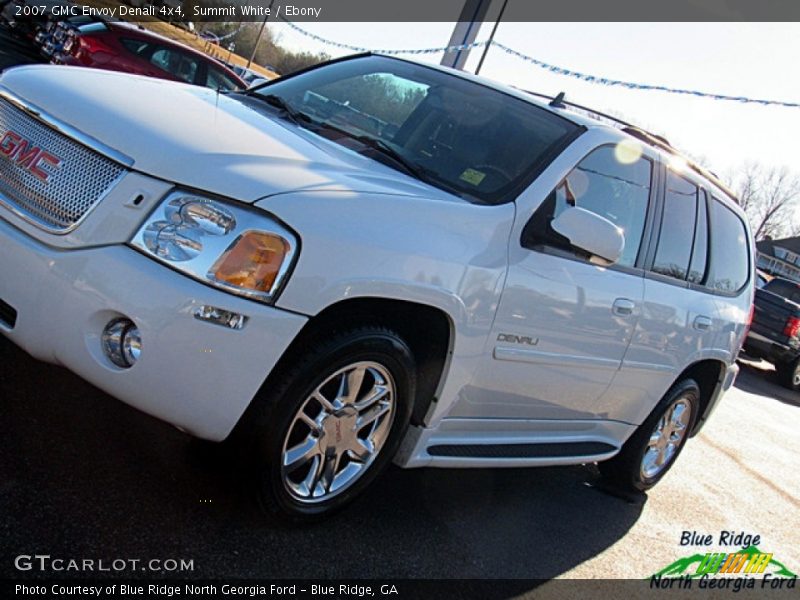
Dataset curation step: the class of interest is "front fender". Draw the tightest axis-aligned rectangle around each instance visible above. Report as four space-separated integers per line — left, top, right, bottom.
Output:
259 189 515 422
260 190 513 323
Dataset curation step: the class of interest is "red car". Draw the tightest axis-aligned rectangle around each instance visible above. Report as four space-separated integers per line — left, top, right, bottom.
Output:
54 21 246 91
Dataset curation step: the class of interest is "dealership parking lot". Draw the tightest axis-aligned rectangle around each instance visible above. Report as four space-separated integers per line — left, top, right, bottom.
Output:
0 23 798 585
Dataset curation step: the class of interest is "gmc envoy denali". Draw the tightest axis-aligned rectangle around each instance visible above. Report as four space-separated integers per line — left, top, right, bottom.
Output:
0 54 753 519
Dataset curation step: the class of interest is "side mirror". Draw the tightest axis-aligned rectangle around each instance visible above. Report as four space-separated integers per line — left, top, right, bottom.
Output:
551 206 625 265
247 78 269 89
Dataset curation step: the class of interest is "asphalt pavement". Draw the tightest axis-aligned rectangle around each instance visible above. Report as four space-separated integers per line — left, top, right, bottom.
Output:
2 333 799 582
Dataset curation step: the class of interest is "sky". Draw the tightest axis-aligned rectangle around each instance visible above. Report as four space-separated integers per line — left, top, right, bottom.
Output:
268 21 800 183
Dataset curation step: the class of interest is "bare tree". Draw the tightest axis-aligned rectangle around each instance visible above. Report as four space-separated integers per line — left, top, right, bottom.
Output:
198 22 330 74
725 162 800 240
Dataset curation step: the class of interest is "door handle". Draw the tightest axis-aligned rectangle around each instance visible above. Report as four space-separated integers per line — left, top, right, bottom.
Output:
694 315 712 331
612 298 636 316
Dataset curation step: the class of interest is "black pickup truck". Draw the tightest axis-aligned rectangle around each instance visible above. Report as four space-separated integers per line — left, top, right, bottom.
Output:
743 277 800 391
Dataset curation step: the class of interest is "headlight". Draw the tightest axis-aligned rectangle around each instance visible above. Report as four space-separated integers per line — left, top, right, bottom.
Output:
131 191 298 303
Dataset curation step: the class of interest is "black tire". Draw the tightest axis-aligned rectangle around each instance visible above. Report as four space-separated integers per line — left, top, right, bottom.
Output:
775 357 800 392
599 378 700 492
238 325 416 523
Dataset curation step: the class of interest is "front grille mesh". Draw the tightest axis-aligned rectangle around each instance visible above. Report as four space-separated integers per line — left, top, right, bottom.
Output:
0 97 124 231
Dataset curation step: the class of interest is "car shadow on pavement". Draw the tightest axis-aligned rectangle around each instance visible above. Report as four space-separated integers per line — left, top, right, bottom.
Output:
1 337 644 587
735 358 799 408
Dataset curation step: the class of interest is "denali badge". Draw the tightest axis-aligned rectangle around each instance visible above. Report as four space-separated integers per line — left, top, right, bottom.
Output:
0 130 62 183
497 333 539 346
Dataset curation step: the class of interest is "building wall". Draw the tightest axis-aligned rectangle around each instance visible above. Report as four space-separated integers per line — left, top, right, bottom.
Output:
758 249 800 282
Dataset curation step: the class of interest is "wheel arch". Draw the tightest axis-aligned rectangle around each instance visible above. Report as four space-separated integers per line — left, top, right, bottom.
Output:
237 297 455 436
674 359 727 437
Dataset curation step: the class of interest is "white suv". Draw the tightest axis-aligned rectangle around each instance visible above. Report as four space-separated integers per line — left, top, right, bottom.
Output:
0 54 753 520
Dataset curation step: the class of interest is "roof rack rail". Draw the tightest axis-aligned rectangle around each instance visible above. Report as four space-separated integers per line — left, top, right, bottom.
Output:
522 89 672 143
520 89 739 204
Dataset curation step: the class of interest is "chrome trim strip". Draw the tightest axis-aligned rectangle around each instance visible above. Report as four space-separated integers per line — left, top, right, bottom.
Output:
620 360 677 373
0 87 134 168
493 346 620 369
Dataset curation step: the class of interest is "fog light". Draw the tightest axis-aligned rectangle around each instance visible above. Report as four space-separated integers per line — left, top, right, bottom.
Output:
102 318 141 368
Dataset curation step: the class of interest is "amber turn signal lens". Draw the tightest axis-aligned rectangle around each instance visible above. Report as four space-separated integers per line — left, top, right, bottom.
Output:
210 231 289 294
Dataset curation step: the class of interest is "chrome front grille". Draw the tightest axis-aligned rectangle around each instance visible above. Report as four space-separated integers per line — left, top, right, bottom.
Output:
0 96 125 232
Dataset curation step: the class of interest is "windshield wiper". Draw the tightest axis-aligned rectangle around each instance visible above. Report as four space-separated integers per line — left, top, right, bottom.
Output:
345 134 427 180
253 94 314 128
308 120 426 180
244 94 428 183
330 127 467 195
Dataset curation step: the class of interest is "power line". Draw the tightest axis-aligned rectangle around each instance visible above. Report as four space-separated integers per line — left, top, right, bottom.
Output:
280 20 800 109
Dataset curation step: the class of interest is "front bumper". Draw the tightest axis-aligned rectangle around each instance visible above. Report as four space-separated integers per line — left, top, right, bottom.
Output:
743 331 799 364
0 217 307 440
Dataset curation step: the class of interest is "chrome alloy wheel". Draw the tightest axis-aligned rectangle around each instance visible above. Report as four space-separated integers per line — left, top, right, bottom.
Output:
640 397 692 479
281 361 396 503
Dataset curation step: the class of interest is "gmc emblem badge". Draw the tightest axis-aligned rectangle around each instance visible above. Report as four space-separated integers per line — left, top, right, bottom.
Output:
0 130 63 183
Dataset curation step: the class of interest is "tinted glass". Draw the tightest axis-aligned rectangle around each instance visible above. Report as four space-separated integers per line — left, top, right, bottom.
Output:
652 172 698 280
524 145 652 267
207 67 242 91
78 22 108 34
252 56 579 204
313 73 429 132
151 48 199 84
120 38 150 56
708 198 749 293
688 190 709 284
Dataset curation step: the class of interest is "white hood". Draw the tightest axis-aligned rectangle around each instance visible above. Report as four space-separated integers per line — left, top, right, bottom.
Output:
1 65 456 202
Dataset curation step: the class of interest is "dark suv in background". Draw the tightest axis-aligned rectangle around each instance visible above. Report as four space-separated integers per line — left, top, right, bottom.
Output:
743 277 800 390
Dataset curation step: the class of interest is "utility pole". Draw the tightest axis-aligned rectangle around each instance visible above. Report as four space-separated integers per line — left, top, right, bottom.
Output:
247 0 276 69
474 0 508 75
440 0 504 71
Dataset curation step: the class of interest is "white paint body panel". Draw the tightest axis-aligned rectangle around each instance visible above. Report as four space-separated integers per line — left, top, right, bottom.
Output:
0 65 457 203
0 215 306 441
0 64 753 468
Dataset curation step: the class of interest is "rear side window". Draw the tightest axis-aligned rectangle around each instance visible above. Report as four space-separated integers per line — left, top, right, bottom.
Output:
652 172 698 280
687 190 709 284
707 198 749 293
206 67 242 91
150 47 199 84
78 22 108 34
120 38 151 57
523 145 652 268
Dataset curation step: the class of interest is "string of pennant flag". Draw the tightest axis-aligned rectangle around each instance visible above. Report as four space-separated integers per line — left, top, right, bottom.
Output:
213 24 245 42
279 20 800 109
281 19 486 55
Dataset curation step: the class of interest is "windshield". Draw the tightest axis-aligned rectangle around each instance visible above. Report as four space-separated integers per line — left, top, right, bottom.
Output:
249 55 580 204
